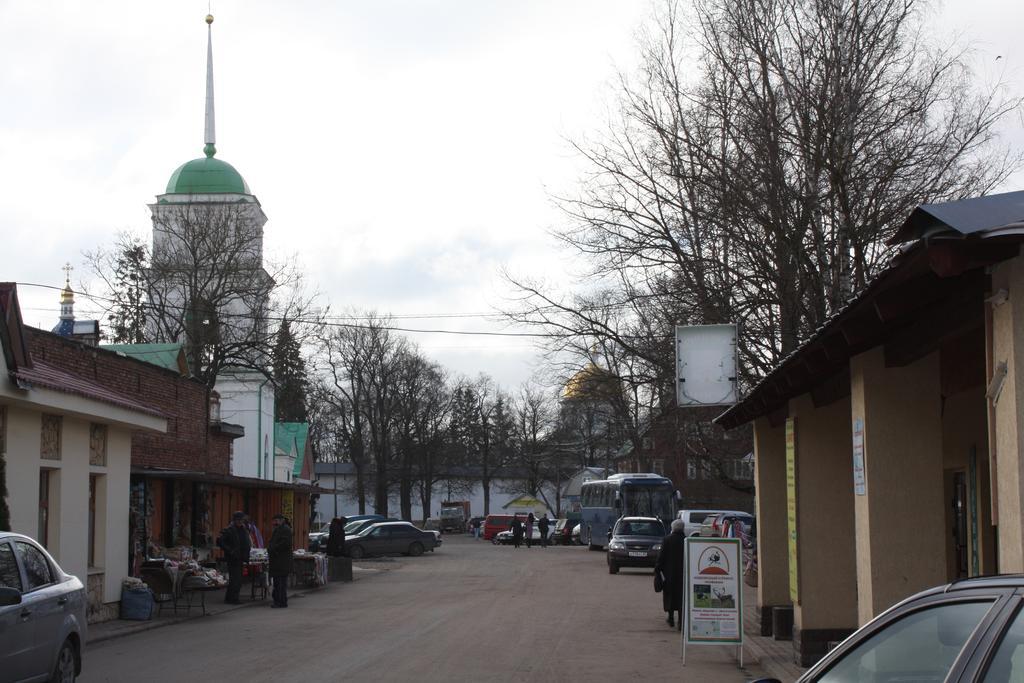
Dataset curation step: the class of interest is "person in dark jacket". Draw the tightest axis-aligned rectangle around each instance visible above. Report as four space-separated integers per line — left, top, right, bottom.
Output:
268 514 294 608
326 516 346 557
537 516 550 548
655 518 686 629
525 513 535 548
220 510 252 604
511 515 524 549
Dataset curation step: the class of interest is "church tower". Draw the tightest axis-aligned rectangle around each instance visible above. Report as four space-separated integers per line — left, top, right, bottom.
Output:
52 263 100 346
148 15 276 480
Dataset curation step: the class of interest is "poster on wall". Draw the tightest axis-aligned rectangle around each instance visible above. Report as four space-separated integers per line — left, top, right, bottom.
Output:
852 418 866 496
682 536 744 667
786 418 799 603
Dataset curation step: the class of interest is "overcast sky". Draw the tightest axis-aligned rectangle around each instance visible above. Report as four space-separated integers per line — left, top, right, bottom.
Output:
1 1 1021 391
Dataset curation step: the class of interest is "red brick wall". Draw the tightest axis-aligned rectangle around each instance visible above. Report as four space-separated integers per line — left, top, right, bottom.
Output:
25 328 232 475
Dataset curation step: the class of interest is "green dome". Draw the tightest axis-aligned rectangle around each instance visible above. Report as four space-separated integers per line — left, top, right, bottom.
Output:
165 156 250 195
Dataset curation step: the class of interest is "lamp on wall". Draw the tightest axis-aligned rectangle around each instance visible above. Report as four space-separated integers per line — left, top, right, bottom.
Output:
986 289 1010 308
987 361 1008 405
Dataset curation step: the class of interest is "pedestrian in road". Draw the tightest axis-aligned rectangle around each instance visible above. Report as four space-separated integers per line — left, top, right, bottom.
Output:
511 515 524 548
654 518 686 630
538 515 550 548
218 510 251 605
268 513 294 608
525 513 535 548
326 516 346 557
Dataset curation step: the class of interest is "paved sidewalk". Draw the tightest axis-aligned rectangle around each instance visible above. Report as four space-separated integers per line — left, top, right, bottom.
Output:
86 565 383 645
741 584 807 683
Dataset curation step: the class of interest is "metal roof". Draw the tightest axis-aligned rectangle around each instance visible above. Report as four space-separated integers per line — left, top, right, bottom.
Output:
100 343 190 375
717 190 1024 430
891 190 1024 244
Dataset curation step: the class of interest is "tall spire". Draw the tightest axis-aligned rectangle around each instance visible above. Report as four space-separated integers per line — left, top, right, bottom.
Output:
204 13 216 158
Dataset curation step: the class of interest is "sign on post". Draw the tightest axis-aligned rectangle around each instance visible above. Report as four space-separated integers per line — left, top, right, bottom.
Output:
682 536 744 667
675 324 738 406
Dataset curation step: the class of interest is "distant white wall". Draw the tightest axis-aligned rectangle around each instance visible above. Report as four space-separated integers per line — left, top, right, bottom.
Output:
217 371 274 480
313 473 558 524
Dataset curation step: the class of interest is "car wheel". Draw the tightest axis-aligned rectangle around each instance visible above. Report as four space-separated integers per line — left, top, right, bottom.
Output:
51 638 76 683
348 544 365 560
409 542 424 557
608 561 619 575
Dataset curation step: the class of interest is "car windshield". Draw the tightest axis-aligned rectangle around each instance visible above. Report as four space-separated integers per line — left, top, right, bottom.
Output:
616 521 664 536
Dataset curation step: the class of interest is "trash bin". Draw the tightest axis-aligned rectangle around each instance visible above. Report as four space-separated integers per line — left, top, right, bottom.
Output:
328 556 353 583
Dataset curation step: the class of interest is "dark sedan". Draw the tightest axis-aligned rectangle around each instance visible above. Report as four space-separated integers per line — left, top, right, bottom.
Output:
753 575 1024 683
606 517 665 574
345 522 440 559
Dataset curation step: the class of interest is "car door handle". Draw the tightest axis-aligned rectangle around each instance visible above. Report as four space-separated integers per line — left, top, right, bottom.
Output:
19 608 31 620
57 596 68 606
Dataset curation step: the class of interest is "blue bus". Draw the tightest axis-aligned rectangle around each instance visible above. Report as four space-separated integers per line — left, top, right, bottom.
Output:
579 473 680 549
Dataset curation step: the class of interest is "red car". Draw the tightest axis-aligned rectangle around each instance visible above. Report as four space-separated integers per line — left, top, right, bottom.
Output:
482 514 514 540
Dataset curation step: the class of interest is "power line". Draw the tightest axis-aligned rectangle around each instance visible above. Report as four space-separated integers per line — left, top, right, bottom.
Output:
15 281 567 339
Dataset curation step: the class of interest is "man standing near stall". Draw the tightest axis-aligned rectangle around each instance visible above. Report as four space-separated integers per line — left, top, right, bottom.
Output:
219 510 251 605
268 513 294 608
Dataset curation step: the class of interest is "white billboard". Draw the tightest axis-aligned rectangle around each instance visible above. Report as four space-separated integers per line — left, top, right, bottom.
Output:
675 324 738 406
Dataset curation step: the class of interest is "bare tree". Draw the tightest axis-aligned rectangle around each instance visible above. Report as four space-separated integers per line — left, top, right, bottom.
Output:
316 314 409 515
507 0 1020 381
86 202 317 387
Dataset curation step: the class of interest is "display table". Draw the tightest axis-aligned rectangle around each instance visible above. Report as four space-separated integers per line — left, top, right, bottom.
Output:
180 578 222 616
244 561 268 600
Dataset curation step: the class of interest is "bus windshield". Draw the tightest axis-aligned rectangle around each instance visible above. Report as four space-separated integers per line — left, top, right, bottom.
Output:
623 485 675 521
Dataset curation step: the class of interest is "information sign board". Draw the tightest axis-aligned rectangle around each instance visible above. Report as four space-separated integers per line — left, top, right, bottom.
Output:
852 418 866 496
682 537 743 666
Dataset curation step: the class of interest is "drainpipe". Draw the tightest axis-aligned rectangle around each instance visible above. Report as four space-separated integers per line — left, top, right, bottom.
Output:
257 377 272 479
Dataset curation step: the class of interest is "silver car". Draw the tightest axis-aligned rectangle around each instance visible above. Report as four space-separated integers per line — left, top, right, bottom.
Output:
0 532 86 683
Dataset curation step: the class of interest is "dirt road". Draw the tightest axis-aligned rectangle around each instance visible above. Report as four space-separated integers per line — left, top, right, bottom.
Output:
80 536 767 682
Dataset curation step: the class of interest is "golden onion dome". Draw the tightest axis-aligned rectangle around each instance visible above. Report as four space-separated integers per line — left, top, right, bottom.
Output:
562 362 619 400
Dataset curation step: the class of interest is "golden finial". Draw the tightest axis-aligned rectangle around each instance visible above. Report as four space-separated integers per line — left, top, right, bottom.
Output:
206 14 214 24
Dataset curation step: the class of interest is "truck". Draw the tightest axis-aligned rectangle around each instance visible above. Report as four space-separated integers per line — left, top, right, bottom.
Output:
439 501 471 533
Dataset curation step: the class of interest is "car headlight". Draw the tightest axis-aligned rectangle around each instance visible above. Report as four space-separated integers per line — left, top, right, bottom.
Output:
608 541 625 550
652 544 662 551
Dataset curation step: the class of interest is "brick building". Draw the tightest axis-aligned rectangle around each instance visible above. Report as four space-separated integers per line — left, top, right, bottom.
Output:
614 406 754 513
26 326 314 577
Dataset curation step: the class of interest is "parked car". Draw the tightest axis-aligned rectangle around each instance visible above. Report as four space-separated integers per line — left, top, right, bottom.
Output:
552 519 573 545
606 517 665 574
699 512 754 537
571 523 581 545
0 531 87 683
492 525 555 546
677 509 727 537
308 514 387 551
345 517 398 537
344 522 440 559
482 514 514 541
753 575 1024 683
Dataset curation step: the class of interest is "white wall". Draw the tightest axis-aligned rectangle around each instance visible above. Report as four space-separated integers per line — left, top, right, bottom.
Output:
4 406 134 604
314 473 558 524
217 371 274 480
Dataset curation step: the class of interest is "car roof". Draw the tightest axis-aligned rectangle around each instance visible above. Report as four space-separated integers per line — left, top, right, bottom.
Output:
618 516 662 522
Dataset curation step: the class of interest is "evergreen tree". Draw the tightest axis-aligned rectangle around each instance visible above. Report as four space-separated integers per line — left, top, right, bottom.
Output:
273 318 308 422
110 240 148 344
